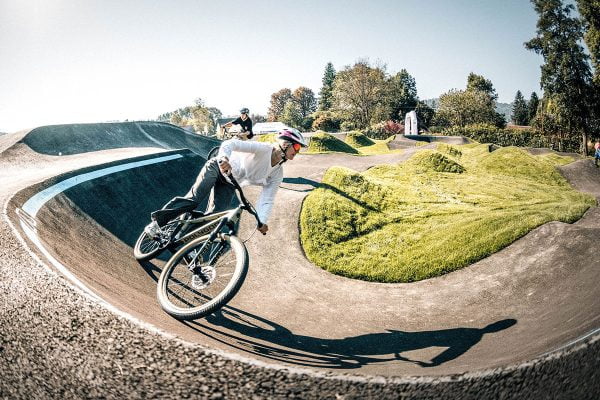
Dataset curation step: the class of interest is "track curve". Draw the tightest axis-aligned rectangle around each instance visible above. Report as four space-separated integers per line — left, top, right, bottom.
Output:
1 123 599 399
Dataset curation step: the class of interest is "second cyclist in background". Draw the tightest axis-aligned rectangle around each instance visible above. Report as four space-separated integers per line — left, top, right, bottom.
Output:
222 107 253 140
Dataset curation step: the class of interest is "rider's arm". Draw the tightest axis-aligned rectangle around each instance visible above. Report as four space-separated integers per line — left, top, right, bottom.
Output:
217 138 268 161
255 168 284 224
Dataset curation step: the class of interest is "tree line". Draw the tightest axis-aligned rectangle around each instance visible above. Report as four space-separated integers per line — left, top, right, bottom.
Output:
158 0 599 154
521 0 599 153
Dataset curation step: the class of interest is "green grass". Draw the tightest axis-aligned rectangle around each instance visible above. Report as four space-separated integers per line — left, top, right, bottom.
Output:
306 131 359 154
304 131 401 156
300 144 595 283
345 131 375 147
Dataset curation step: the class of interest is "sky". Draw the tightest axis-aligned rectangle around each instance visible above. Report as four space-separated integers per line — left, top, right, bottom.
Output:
0 0 549 133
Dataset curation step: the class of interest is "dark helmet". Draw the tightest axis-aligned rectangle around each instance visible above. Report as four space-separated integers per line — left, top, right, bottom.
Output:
240 107 249 114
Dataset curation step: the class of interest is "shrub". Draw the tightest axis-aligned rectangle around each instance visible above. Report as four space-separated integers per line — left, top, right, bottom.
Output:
340 120 357 132
364 120 403 140
428 125 445 133
311 111 341 132
442 123 580 153
257 133 277 143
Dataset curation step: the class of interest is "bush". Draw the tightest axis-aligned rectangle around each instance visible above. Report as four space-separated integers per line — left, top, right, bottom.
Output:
257 133 276 143
340 120 357 132
311 111 341 132
428 125 445 134
364 120 403 140
442 123 580 153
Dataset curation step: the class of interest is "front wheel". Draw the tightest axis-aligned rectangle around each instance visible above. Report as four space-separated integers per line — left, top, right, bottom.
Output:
156 234 248 320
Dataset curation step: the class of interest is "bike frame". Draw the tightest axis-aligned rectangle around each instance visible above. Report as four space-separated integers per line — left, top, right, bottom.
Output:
164 176 261 273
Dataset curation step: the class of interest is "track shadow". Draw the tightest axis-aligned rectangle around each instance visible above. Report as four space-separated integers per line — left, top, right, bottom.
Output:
183 306 517 369
282 177 377 211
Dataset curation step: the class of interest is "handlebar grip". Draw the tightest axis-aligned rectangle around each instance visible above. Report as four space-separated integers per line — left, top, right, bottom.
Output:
257 221 266 235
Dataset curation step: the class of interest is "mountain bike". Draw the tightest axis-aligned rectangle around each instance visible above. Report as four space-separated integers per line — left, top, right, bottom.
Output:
133 176 263 320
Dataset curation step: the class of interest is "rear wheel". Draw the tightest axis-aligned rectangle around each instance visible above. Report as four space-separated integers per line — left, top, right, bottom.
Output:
133 220 179 261
157 234 248 320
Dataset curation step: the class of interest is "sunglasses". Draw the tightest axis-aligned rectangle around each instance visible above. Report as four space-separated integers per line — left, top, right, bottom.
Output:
291 143 302 152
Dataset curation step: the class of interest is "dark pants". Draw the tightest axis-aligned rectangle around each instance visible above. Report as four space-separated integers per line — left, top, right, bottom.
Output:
151 158 236 226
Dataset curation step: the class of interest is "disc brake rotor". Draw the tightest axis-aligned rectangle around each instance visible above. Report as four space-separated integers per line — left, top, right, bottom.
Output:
191 266 216 290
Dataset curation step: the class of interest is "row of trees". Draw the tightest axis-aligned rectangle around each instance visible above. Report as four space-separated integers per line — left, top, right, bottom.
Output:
267 87 317 129
268 60 436 133
160 0 598 155
157 98 223 134
510 91 539 126
523 0 600 153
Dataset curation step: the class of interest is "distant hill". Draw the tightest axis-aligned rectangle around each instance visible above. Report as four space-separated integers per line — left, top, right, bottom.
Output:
423 98 512 123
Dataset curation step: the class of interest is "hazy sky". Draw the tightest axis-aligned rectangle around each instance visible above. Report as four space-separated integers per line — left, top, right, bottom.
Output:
1 0 548 133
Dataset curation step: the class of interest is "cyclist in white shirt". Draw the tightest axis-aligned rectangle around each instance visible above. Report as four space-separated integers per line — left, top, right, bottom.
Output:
145 128 307 237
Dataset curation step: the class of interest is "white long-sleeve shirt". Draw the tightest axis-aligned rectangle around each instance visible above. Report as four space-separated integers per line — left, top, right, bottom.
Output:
217 139 283 223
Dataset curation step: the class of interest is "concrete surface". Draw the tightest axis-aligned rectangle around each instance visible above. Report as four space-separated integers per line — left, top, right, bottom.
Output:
1 123 599 399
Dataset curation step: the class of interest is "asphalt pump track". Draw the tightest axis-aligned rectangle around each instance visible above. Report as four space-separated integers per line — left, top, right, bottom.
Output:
1 122 599 398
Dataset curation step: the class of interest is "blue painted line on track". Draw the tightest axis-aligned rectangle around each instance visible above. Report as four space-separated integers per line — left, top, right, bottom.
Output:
22 153 182 217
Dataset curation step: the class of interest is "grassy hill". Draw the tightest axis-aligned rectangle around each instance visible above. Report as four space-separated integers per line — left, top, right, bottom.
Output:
300 143 595 283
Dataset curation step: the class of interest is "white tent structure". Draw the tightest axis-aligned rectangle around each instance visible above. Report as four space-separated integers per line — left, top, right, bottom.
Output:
253 122 290 135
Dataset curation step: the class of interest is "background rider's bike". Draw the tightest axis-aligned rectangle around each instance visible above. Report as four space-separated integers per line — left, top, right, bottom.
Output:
133 176 263 320
207 127 250 159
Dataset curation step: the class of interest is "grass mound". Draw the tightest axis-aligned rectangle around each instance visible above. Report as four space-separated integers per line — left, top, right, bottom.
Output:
407 150 465 173
345 131 375 148
300 144 595 283
307 132 359 154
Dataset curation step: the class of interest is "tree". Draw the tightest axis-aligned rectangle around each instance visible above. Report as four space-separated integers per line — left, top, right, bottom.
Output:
434 89 501 128
332 60 388 129
170 112 183 125
576 0 600 138
280 100 303 129
415 100 435 129
267 88 293 121
466 72 505 127
206 107 222 121
292 87 317 119
318 62 336 111
511 90 529 125
251 113 267 123
528 92 540 124
311 111 342 132
576 0 600 85
467 73 498 101
525 0 593 153
387 69 418 121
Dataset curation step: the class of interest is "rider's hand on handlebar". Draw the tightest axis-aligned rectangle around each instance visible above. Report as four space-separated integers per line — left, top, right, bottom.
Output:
257 223 268 235
218 157 232 175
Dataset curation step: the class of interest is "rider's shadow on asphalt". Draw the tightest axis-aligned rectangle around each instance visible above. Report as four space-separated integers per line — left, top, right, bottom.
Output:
184 306 517 370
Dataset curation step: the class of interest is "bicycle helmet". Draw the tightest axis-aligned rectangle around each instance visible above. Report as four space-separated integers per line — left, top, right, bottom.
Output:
277 128 308 147
240 107 249 114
